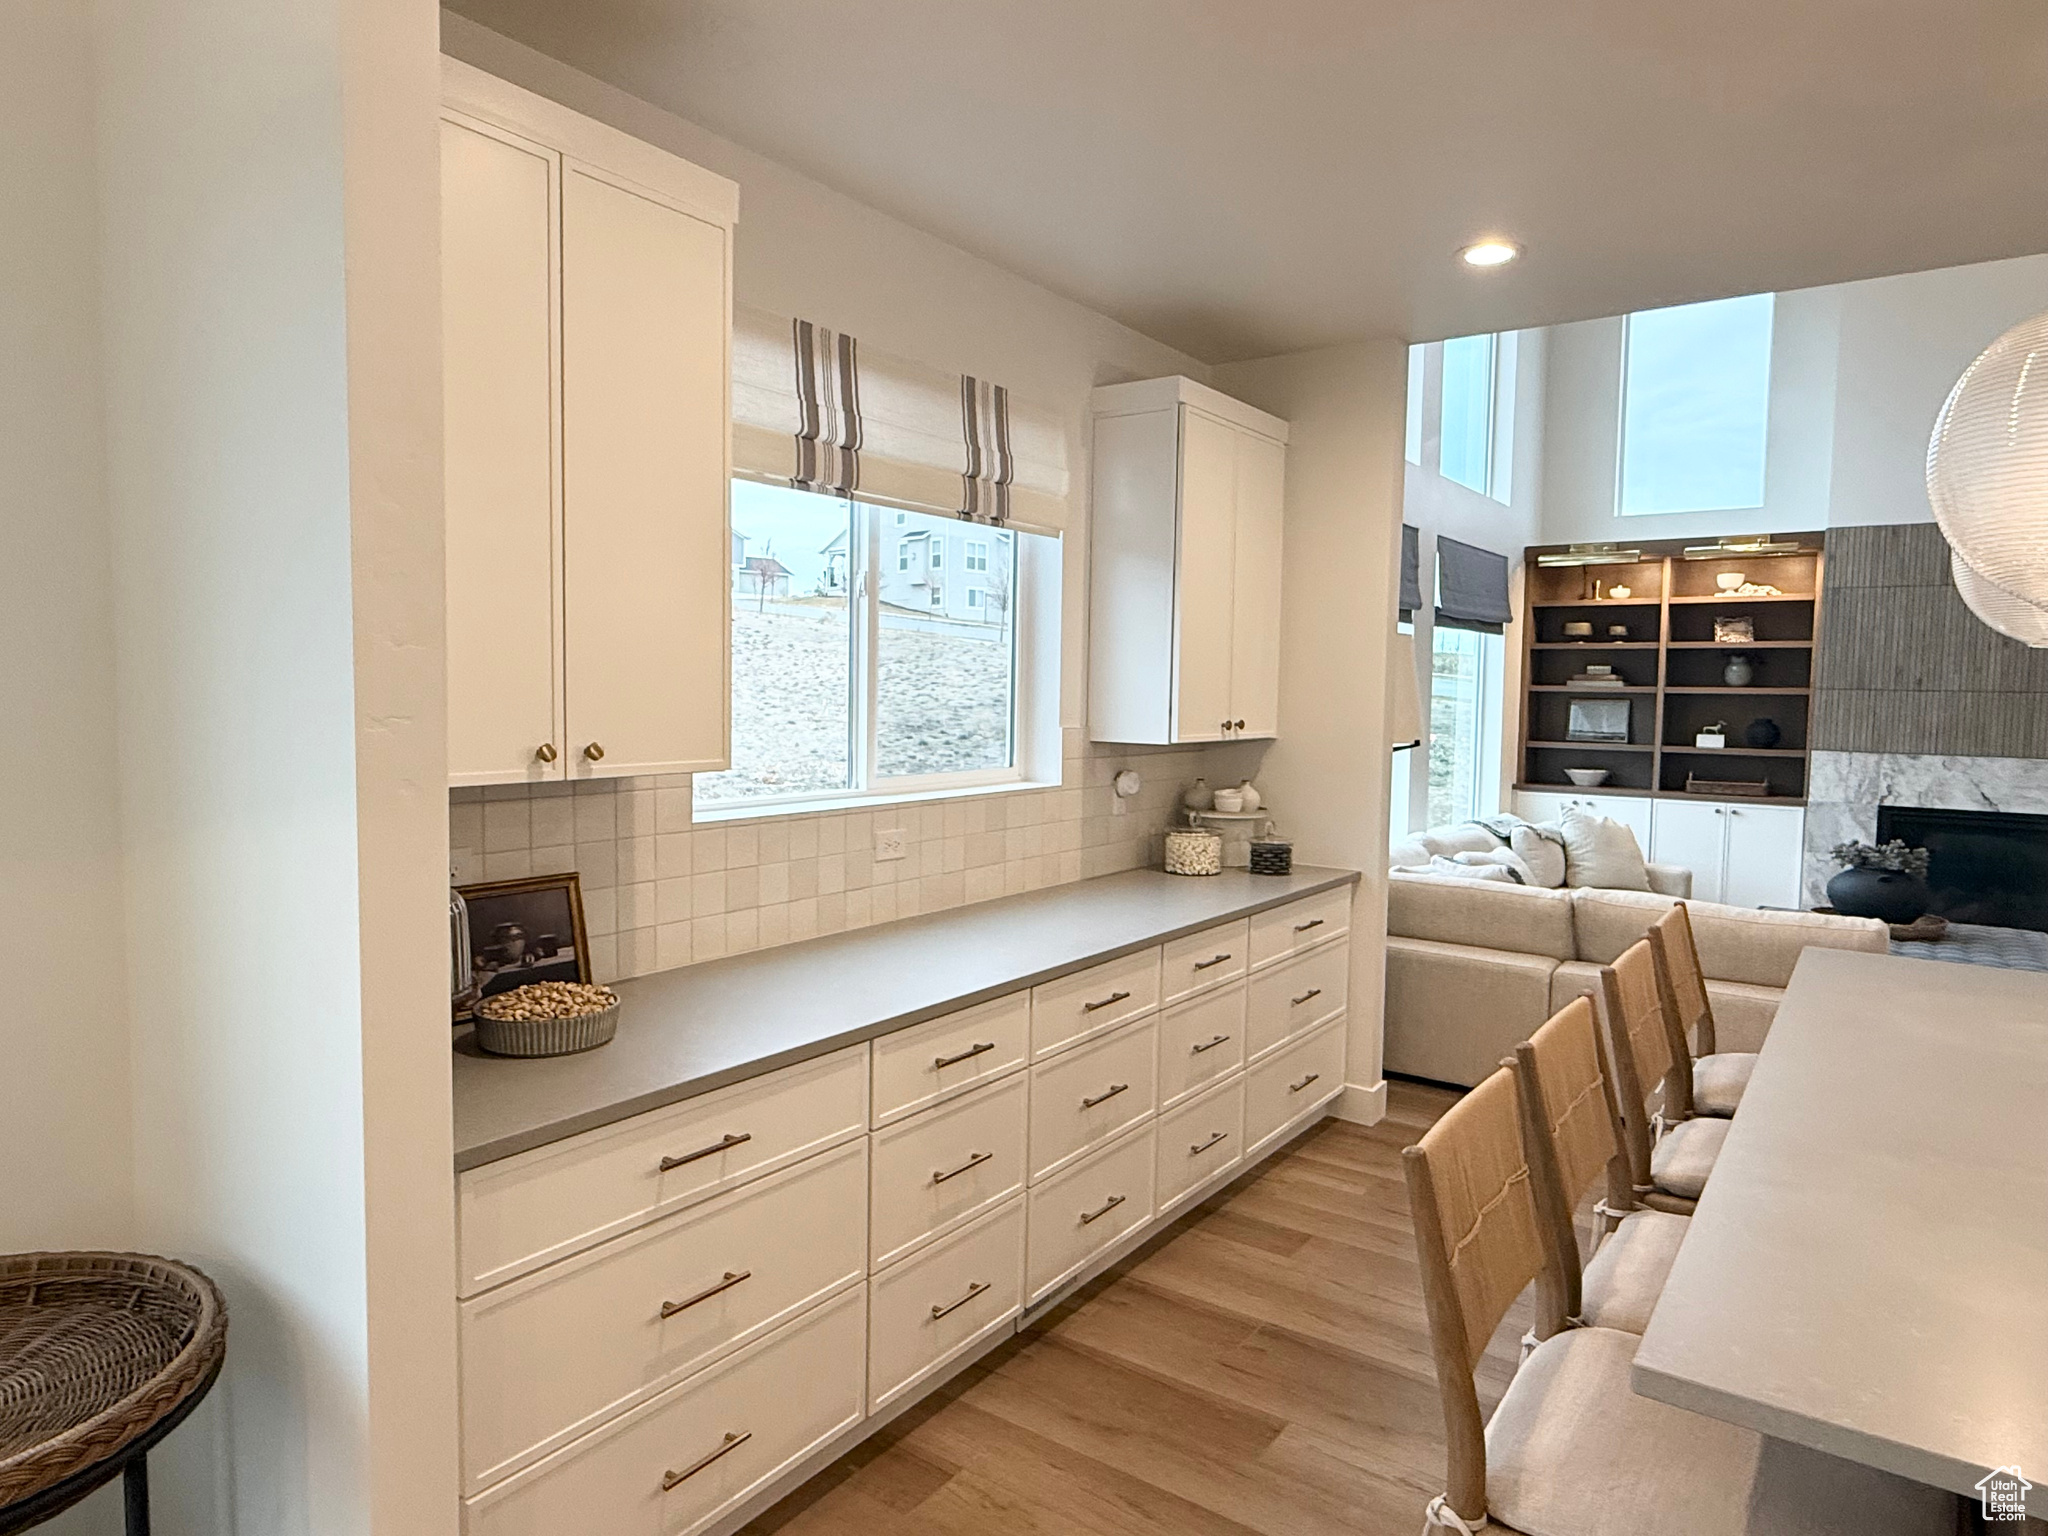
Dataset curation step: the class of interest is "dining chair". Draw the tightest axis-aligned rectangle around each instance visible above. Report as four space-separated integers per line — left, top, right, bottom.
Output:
1403 1066 1958 1536
1600 938 1726 1215
1648 902 1755 1119
1512 997 1689 1340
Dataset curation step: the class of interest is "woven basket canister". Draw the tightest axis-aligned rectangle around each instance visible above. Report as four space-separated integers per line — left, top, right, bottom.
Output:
1249 837 1293 876
1163 827 1223 876
473 999 620 1057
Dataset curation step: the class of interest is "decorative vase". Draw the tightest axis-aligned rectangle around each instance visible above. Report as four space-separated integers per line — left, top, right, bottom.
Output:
1182 778 1213 812
1825 866 1932 924
1235 779 1262 812
1724 654 1755 687
1744 718 1782 748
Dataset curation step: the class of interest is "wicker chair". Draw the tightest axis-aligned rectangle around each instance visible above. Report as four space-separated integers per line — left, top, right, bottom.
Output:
0 1253 227 1536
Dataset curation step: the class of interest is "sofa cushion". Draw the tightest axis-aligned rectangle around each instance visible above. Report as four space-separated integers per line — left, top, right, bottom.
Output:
1570 889 1889 987
1703 979 1782 1055
1388 871 1577 961
1549 959 1605 1018
1512 824 1568 888
1571 888 1681 964
1415 854 1517 883
1385 936 1559 1087
1558 808 1652 891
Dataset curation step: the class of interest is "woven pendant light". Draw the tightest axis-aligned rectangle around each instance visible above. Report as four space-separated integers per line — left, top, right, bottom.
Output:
1950 549 2048 647
1926 309 2048 611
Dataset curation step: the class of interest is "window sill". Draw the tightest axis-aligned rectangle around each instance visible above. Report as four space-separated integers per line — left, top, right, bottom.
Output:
691 776 1063 826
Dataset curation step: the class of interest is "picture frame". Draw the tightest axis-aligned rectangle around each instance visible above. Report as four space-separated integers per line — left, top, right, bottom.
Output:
454 872 590 1022
1565 698 1632 744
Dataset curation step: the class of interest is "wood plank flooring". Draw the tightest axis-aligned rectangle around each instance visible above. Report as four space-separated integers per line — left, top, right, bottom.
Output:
741 1081 1528 1536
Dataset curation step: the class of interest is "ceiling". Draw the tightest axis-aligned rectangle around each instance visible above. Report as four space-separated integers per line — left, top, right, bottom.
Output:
446 0 2048 363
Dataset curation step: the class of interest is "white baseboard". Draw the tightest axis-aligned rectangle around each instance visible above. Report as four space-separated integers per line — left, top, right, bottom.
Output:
1330 1078 1388 1126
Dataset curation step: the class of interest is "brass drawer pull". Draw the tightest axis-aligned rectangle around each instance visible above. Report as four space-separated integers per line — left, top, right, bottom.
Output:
1294 917 1325 933
1292 987 1323 1007
1191 1033 1233 1055
662 1430 751 1490
1289 1072 1322 1094
1079 1192 1127 1226
1189 1130 1230 1156
929 1279 992 1320
932 1149 994 1185
660 1269 751 1318
1080 1082 1130 1110
933 1040 997 1071
659 1132 751 1172
1192 952 1234 971
1082 990 1131 1013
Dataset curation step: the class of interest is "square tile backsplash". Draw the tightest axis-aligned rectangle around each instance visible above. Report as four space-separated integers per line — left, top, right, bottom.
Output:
451 729 1269 983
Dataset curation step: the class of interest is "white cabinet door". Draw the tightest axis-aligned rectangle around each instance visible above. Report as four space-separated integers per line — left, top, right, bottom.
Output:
1722 804 1805 910
561 166 730 778
1587 793 1654 847
1229 430 1286 739
1170 407 1238 743
1650 800 1728 905
1514 791 1571 826
442 117 562 785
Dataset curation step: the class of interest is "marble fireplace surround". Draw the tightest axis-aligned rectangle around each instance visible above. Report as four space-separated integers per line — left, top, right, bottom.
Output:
1801 750 2048 907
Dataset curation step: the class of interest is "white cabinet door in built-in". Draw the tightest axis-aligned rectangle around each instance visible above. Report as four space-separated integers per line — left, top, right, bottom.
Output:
1171 406 1239 744
1650 799 1729 905
1722 803 1805 910
1229 429 1286 739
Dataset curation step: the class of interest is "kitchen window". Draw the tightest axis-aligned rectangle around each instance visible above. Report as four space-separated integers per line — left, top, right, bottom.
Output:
696 480 1038 812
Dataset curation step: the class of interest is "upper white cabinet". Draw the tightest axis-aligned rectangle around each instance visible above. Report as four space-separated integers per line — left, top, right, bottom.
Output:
442 60 737 786
1088 378 1288 745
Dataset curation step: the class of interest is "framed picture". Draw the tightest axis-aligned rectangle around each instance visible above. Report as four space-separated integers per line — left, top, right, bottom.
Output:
1566 698 1632 743
455 872 589 1021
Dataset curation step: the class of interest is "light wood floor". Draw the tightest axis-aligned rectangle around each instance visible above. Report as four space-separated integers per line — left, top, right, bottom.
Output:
741 1080 1530 1536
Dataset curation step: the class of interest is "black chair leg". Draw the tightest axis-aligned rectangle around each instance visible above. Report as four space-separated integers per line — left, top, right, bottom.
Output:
122 1456 149 1536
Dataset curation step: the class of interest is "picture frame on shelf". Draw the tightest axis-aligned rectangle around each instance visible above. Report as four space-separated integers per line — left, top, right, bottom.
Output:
1565 698 1632 743
454 872 590 1022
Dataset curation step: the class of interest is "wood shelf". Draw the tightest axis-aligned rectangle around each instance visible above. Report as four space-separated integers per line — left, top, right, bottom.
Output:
1529 685 1657 695
1514 782 1807 806
1667 593 1815 605
1528 740 1653 752
1662 745 1806 759
1531 599 1663 609
1530 641 1661 650
1665 686 1811 696
1665 640 1811 649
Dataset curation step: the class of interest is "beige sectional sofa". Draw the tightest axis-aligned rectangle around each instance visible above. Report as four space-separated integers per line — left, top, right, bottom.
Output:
1384 873 1890 1087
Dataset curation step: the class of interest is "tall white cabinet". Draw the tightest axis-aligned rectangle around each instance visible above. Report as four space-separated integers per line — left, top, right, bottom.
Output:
442 60 737 786
1088 378 1289 745
1513 790 1806 909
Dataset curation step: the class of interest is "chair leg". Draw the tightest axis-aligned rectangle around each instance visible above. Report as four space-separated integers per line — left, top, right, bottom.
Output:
123 1455 150 1536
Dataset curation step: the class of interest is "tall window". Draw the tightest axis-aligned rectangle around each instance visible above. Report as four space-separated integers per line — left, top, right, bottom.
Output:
1619 292 1774 516
1438 333 1497 496
1427 625 1504 827
696 481 1028 809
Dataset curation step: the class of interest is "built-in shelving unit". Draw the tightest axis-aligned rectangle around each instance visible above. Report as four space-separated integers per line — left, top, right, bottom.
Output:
1515 535 1826 805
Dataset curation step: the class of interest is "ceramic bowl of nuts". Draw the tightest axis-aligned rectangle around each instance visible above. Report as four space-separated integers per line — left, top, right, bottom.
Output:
472 980 621 1058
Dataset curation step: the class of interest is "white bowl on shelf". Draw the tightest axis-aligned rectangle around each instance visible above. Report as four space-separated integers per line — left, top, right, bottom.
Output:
1563 768 1612 787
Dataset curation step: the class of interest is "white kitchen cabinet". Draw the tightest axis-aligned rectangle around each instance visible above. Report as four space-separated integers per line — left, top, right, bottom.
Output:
1087 377 1290 745
442 61 737 786
1647 799 1805 910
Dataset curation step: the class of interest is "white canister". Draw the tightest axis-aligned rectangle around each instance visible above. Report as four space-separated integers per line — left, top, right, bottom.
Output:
1163 826 1224 876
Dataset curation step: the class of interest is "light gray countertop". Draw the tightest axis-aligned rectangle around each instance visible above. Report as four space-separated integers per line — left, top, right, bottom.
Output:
452 865 1359 1171
1632 948 2048 1510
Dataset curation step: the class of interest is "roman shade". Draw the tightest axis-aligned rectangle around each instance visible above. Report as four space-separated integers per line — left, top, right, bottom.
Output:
1435 535 1513 633
1399 523 1422 622
732 305 1068 533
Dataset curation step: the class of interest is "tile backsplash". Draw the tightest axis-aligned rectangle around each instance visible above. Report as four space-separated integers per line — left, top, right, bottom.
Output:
451 730 1268 983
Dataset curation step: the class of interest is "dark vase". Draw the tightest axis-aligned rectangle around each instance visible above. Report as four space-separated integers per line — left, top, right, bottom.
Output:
1744 718 1782 748
1826 866 1931 924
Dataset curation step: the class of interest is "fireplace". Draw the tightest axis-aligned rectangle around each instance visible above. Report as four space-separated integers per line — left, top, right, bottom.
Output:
1876 805 2048 933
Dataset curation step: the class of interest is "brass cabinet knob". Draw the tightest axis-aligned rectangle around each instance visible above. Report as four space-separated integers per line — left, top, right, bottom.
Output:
583 742 605 762
1220 720 1232 734
1234 718 1246 731
534 743 558 763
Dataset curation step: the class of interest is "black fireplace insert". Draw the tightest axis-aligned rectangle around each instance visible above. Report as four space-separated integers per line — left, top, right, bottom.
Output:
1876 804 2048 933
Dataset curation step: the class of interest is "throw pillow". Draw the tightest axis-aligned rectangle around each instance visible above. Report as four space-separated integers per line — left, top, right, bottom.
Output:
1452 848 1534 885
1510 824 1568 888
1556 808 1651 891
1424 854 1516 883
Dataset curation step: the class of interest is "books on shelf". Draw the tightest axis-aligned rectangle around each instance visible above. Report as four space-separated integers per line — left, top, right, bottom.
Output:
1566 664 1627 689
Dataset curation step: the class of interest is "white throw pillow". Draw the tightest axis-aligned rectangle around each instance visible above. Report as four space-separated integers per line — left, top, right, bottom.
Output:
1556 808 1651 891
1452 848 1535 885
1510 824 1568 889
1424 854 1516 883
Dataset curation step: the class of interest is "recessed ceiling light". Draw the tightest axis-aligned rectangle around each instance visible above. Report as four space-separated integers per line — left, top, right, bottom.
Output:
1460 240 1520 268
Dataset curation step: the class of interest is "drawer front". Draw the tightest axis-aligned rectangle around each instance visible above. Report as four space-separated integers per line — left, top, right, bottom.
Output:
460 1139 866 1494
464 1284 866 1536
1160 919 1250 1006
1026 1123 1156 1302
1248 888 1352 970
458 1045 869 1297
1030 948 1161 1060
1155 985 1247 1109
868 1197 1025 1413
1246 940 1350 1061
1245 1019 1346 1158
1156 1075 1245 1214
1027 1019 1158 1182
870 991 1030 1128
869 1073 1028 1270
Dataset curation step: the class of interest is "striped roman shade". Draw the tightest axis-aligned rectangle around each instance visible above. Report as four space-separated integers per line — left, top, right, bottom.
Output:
733 306 1068 533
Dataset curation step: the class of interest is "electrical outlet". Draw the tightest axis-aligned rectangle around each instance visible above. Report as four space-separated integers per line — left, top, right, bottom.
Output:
875 826 907 861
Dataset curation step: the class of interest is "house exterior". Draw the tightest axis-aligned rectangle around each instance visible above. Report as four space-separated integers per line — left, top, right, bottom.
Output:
734 554 791 598
879 512 1006 626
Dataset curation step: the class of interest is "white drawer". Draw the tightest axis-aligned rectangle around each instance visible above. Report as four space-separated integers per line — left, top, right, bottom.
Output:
457 1045 868 1297
463 1283 866 1536
1030 948 1160 1060
869 1073 1028 1270
459 1139 866 1495
1155 985 1247 1110
1160 919 1249 1007
1156 1075 1245 1216
1245 1018 1346 1159
1249 888 1351 970
868 1197 1025 1414
870 991 1030 1128
1027 1018 1158 1183
1025 1123 1156 1303
1246 940 1349 1061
